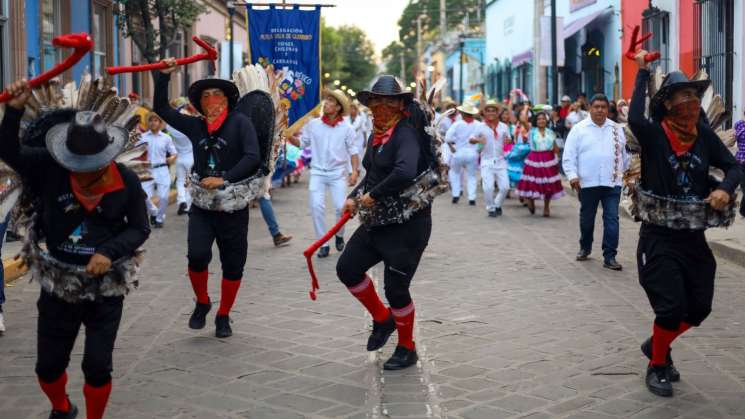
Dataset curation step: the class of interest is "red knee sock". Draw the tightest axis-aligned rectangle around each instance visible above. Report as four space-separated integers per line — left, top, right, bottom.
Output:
392 302 416 350
188 268 210 304
217 279 241 316
83 381 112 419
38 372 70 412
651 321 692 366
346 275 390 323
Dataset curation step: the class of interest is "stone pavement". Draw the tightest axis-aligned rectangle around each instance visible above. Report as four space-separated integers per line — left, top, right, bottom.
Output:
1 180 745 419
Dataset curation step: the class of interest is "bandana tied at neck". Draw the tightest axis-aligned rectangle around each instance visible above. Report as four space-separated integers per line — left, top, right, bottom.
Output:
322 114 343 127
663 99 700 156
201 95 229 134
370 103 402 146
70 162 125 212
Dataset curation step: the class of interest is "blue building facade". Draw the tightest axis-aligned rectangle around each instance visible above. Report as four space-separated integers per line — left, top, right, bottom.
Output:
25 0 120 84
445 37 485 103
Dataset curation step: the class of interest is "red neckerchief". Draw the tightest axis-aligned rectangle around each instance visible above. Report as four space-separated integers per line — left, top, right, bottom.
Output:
322 115 343 127
372 126 396 147
69 162 125 212
206 107 228 135
662 120 695 156
462 115 475 123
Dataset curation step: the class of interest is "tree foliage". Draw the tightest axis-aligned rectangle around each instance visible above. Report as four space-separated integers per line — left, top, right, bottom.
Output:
118 0 206 63
321 22 377 93
383 0 484 83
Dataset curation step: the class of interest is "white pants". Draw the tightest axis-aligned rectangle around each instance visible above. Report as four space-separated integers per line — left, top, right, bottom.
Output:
449 151 478 201
481 163 510 211
309 170 347 241
176 153 194 209
142 166 171 223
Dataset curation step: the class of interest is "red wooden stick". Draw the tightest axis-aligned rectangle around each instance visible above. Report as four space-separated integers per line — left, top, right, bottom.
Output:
303 211 352 300
625 25 661 63
0 33 93 103
105 36 218 75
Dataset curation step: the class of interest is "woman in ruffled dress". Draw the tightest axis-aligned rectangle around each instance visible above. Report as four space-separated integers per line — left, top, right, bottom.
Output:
505 108 531 189
516 111 564 216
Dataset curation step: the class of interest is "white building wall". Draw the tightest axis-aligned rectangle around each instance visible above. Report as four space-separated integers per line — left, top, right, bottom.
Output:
485 0 535 63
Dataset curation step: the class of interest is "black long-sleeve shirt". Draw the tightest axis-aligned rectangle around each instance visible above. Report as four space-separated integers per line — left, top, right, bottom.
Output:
0 107 150 266
628 69 743 200
350 122 427 202
153 73 260 182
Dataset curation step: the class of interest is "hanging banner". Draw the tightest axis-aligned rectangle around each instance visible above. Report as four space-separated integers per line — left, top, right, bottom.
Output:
247 5 321 127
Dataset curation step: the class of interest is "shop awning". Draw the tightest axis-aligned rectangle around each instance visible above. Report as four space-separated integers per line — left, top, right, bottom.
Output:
511 50 533 67
563 7 613 40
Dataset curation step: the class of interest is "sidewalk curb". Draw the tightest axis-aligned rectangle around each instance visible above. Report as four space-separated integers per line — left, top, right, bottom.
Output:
561 180 745 268
3 189 178 285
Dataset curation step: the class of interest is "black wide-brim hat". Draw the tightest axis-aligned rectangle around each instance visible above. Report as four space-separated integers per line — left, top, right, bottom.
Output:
357 75 414 106
45 112 128 173
650 71 711 120
188 78 240 115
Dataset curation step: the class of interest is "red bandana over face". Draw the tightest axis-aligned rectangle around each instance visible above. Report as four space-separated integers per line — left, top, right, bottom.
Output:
663 99 700 156
370 103 402 146
201 95 229 134
70 162 125 212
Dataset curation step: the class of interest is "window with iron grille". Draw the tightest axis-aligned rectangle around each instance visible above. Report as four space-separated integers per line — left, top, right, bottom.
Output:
642 6 671 73
694 0 734 127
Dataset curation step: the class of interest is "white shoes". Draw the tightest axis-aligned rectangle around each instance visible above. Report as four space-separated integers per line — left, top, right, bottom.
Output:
0 312 5 334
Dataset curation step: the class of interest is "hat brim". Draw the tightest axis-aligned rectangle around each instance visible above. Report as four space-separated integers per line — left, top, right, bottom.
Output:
650 79 711 118
45 123 128 173
188 79 240 115
456 105 480 115
357 91 413 107
323 89 351 116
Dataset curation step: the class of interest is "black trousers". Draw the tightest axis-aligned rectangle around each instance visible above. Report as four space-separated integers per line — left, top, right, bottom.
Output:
188 206 249 280
336 214 432 309
36 291 123 387
637 225 716 331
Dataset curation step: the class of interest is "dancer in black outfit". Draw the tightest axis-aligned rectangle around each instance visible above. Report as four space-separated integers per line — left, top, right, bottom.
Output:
628 50 743 397
0 79 150 419
154 59 260 338
336 75 433 370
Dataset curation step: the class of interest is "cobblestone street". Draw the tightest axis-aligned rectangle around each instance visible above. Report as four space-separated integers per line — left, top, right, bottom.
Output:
1 181 745 419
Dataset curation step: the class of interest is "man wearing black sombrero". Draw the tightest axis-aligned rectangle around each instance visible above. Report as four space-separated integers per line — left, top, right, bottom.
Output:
0 80 150 419
628 51 743 397
154 59 261 338
335 75 433 370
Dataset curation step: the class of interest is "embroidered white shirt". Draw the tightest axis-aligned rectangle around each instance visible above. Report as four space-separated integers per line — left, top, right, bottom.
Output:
300 118 359 174
473 121 509 169
562 118 630 188
141 130 177 166
445 119 480 156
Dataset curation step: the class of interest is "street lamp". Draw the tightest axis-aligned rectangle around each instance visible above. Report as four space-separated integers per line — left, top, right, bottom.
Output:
227 1 235 76
341 85 347 91
324 72 331 79
333 80 340 86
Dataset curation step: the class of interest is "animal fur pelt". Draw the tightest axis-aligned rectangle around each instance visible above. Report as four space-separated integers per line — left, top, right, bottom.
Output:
21 213 143 303
189 174 261 213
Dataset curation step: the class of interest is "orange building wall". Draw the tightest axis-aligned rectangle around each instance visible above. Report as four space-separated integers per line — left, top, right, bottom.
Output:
620 0 646 99
678 0 696 77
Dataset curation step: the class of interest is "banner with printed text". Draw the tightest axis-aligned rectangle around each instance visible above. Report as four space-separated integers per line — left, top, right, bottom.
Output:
247 5 321 126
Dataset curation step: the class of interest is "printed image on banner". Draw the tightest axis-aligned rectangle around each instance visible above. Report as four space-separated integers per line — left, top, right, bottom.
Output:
247 5 321 126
